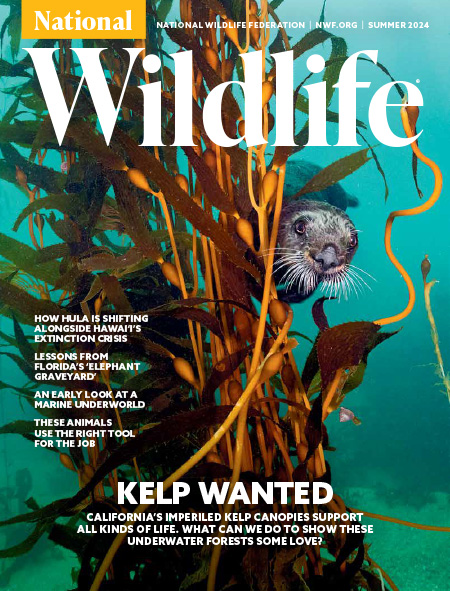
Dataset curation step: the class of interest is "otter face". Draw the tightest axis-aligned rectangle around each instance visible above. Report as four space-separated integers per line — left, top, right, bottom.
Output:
275 200 361 299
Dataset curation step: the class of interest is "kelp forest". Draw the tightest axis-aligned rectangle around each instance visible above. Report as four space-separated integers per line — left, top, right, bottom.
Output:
0 0 448 590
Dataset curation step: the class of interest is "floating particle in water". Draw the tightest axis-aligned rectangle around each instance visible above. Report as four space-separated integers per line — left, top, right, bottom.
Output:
339 407 354 422
339 407 361 425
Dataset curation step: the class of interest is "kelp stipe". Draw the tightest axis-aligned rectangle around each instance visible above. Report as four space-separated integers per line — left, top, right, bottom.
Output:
374 105 443 327
421 255 450 401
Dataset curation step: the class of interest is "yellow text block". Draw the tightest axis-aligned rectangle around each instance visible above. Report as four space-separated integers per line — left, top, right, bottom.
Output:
22 0 146 39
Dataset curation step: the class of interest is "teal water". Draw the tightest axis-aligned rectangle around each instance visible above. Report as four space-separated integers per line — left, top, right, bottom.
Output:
0 0 449 589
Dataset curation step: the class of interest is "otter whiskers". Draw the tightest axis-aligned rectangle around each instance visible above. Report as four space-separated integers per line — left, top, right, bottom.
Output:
320 264 374 301
269 246 374 301
273 249 319 295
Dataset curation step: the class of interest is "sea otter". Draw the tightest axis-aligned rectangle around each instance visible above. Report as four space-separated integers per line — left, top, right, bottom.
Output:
274 160 361 303
237 160 363 303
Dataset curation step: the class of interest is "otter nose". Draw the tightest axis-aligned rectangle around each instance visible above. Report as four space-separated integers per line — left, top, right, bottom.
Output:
314 246 339 272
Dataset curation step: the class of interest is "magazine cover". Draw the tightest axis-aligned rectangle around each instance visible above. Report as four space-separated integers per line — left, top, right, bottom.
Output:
0 0 448 589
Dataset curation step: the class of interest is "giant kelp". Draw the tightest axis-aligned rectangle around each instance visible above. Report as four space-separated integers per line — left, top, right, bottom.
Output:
0 1 447 591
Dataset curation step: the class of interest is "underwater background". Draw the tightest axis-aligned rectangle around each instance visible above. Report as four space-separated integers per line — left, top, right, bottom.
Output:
0 0 449 589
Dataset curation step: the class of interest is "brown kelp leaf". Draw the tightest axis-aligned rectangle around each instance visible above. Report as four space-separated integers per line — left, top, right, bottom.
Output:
13 193 86 232
0 419 54 450
218 251 253 307
1 143 66 192
301 335 320 392
293 125 310 154
0 379 34 397
312 297 334 332
0 419 35 436
202 344 253 405
81 276 103 303
12 315 34 364
30 115 58 161
288 331 314 344
183 146 236 214
0 523 47 558
356 129 389 201
46 214 81 244
0 497 76 527
0 232 61 285
111 173 162 261
115 130 260 281
52 266 87 293
273 547 303 591
421 255 431 284
294 149 372 198
78 249 143 272
48 523 88 557
99 275 134 314
0 351 35 382
145 301 224 342
242 547 270 591
66 121 127 170
304 394 323 459
0 279 67 325
317 322 380 390
179 552 212 591
34 243 71 264
196 0 227 17
127 335 174 360
0 120 41 148
165 28 241 121
63 406 245 510
273 146 292 168
336 535 365 571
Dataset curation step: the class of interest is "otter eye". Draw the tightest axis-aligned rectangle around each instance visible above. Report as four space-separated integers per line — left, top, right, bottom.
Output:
295 220 306 235
349 233 358 248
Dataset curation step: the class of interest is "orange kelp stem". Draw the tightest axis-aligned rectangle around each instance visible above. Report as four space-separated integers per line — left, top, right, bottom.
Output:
89 314 294 591
348 507 450 532
374 105 443 326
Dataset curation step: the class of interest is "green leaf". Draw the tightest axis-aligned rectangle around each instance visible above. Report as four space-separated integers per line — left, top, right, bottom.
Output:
13 315 35 364
294 148 372 198
0 144 66 192
295 94 366 130
357 129 389 201
292 28 333 61
0 120 42 148
156 0 174 21
2 98 19 124
270 0 285 10
0 278 65 325
324 36 347 106
287 330 313 344
0 232 61 285
0 419 35 435
8 13 21 61
13 193 86 232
